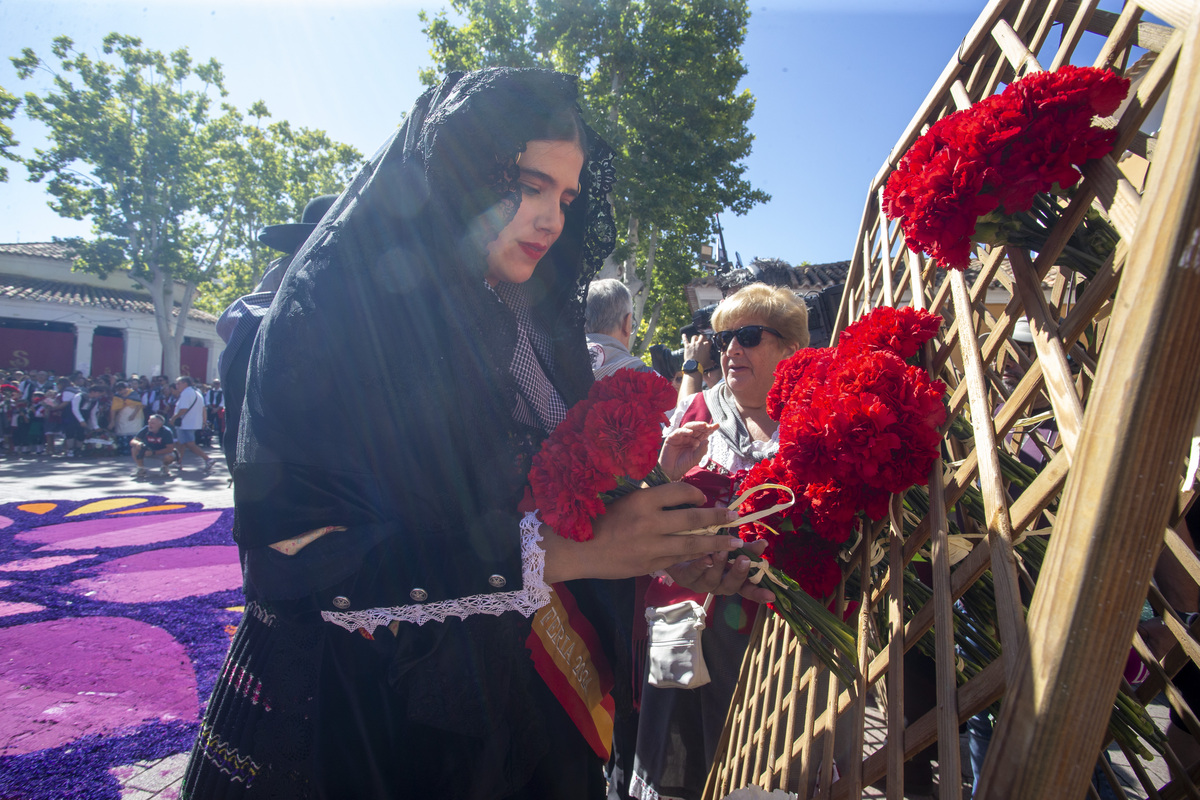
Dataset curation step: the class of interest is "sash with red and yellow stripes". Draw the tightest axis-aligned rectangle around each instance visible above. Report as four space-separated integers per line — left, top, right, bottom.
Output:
526 583 616 760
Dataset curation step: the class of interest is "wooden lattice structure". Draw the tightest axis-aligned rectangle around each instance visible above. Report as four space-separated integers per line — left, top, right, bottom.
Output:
706 1 1200 798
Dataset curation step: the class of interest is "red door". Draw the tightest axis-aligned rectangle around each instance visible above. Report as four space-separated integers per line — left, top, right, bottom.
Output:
90 332 125 376
180 343 209 382
2 328 75 374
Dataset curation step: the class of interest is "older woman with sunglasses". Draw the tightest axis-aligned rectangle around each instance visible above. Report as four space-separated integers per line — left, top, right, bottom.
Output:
629 283 809 800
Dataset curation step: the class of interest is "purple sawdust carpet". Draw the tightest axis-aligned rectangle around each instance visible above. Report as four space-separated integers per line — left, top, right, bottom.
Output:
0 497 242 799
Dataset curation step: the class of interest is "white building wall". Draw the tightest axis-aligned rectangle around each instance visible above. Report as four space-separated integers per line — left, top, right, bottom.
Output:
0 250 223 379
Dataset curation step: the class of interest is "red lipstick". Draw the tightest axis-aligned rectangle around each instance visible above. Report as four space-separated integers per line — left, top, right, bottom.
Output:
519 242 548 260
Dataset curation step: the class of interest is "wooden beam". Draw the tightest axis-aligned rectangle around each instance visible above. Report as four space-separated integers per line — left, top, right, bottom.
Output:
977 10 1200 796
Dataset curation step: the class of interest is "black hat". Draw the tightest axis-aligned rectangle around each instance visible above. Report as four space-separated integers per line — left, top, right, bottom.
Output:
257 194 339 254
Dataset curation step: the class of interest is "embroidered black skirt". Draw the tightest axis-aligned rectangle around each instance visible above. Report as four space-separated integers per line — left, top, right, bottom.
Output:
182 600 605 800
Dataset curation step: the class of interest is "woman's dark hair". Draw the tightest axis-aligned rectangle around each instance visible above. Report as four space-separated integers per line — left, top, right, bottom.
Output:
528 103 589 152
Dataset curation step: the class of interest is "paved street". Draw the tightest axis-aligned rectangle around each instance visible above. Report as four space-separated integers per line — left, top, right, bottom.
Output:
0 450 233 508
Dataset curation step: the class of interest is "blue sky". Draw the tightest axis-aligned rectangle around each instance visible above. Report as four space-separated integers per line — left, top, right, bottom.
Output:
2 0 996 265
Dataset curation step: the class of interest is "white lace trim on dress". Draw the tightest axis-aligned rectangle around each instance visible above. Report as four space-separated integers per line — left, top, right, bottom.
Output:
321 511 552 634
705 429 778 474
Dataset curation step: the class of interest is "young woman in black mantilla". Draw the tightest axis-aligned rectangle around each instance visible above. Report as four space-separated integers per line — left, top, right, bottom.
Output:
183 68 762 799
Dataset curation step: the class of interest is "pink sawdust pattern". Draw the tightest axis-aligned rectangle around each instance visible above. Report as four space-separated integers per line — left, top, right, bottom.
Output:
68 546 242 604
0 616 199 757
0 554 98 572
17 511 224 552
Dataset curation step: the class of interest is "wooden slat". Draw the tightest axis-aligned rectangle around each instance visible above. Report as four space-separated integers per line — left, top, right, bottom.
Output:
846 543 872 799
779 652 811 788
886 498 905 800
907 249 926 312
1007 247 1085 458
1093 2 1145 70
992 18 1044 74
1087 155 1145 242
1048 0 1100 71
925 447 962 800
1165 526 1200 588
798 659 821 794
950 269 1029 685
1028 0 1069 61
878 190 895 309
817 587 845 798
1139 0 1194 30
977 9 1200 794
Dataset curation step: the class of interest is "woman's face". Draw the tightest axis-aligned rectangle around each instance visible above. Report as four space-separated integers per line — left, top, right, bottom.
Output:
716 315 798 408
484 138 584 286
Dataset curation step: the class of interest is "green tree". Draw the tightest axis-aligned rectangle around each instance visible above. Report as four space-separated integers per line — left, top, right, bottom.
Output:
12 33 237 377
0 85 19 182
10 33 362 377
419 0 768 354
194 103 362 314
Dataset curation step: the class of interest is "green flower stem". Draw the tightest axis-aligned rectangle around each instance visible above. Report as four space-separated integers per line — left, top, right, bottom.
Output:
737 548 860 685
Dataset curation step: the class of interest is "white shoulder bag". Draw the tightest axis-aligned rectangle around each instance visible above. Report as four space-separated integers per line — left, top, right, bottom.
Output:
645 594 714 689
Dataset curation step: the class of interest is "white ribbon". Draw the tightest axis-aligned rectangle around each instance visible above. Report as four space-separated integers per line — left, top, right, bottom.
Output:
675 482 797 588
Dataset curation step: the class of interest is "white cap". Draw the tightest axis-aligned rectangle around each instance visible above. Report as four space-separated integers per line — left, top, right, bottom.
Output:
1012 317 1034 344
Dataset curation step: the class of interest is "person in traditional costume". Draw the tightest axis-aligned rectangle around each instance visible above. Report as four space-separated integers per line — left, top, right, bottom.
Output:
183 67 756 799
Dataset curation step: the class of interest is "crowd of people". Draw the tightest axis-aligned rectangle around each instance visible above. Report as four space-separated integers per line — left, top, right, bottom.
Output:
0 367 225 477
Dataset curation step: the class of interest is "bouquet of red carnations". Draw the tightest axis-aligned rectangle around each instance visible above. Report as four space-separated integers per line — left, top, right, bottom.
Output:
882 65 1130 270
528 369 678 542
728 306 947 680
528 309 945 682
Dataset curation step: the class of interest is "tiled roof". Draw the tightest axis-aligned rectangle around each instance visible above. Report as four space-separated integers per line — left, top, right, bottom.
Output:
791 261 852 293
0 272 218 323
694 259 852 295
0 241 76 260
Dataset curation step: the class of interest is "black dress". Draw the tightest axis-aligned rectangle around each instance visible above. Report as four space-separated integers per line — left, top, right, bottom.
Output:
182 67 623 799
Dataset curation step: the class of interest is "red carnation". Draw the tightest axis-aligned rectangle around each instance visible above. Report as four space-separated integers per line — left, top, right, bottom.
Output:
882 65 1129 269
767 347 835 420
805 480 867 544
583 398 665 480
838 307 942 360
588 367 676 411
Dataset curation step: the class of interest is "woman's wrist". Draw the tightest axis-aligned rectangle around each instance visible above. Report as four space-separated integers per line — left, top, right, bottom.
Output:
540 524 584 584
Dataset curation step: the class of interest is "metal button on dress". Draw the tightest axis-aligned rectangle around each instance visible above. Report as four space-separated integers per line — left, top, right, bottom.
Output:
332 595 351 609
409 588 429 602
488 574 507 589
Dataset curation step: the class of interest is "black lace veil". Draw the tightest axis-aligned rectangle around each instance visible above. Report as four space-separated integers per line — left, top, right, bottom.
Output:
234 68 617 548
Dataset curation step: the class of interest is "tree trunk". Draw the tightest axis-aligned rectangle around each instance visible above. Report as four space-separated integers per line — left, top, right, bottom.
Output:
637 297 664 356
170 281 200 377
629 225 659 340
150 271 182 379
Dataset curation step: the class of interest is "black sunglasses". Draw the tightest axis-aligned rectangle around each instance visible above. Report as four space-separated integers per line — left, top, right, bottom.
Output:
711 325 783 350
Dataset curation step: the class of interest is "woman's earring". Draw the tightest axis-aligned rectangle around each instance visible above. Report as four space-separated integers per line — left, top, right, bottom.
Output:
577 182 582 194
515 151 522 165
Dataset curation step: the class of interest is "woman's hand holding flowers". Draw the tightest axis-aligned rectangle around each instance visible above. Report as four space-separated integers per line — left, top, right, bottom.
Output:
666 537 775 603
541 482 741 583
